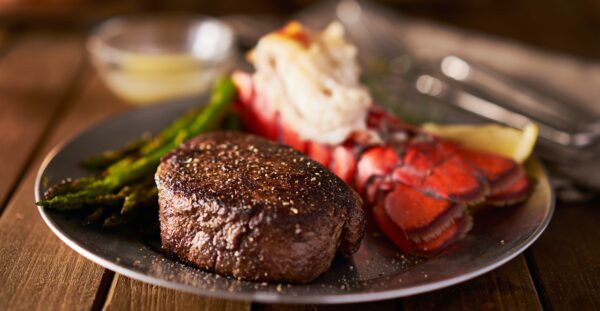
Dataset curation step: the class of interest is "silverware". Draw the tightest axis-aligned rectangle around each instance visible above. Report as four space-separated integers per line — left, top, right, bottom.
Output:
417 55 600 149
332 1 600 167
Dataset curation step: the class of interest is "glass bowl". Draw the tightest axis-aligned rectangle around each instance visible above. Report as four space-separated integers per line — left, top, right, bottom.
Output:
87 14 236 105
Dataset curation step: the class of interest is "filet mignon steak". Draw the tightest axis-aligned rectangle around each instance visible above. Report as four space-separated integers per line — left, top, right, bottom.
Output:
155 132 365 283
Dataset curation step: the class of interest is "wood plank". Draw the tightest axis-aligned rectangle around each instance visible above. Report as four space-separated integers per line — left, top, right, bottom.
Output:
403 255 542 311
254 299 397 311
0 73 129 310
526 200 600 310
0 28 11 54
0 32 84 208
102 274 251 311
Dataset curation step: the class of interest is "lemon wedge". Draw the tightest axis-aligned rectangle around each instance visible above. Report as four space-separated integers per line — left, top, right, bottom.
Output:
421 123 538 163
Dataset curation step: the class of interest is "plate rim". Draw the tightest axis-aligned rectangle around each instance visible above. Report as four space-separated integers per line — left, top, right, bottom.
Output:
34 107 556 304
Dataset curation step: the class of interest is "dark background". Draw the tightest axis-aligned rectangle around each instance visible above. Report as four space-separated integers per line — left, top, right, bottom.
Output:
1 0 599 60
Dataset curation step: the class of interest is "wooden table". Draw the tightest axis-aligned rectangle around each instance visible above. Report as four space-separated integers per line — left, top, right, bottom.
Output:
0 30 598 311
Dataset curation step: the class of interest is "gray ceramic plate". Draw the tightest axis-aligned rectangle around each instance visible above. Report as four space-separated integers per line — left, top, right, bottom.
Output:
34 98 554 304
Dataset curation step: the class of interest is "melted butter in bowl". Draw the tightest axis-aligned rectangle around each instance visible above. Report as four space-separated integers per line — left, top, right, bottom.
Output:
88 14 236 105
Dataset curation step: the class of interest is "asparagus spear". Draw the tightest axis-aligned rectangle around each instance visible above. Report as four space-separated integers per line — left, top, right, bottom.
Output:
102 185 158 227
102 212 125 228
121 186 158 216
43 177 97 200
109 76 237 173
80 138 148 170
36 77 236 211
103 185 158 227
139 107 204 155
105 157 134 176
83 180 146 225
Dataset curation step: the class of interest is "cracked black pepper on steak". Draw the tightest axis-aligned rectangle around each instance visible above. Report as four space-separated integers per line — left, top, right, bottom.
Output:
155 132 365 283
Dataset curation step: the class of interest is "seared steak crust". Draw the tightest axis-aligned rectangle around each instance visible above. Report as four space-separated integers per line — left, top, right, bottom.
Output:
156 132 364 283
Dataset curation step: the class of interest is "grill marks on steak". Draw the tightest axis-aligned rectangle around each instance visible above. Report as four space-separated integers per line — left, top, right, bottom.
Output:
156 132 365 283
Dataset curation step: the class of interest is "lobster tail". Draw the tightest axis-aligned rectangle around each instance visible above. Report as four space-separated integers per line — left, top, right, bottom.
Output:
232 71 530 255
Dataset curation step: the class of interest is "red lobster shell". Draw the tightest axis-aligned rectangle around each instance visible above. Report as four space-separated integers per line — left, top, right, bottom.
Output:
232 71 531 255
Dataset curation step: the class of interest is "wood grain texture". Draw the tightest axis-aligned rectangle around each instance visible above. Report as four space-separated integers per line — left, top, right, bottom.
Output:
0 72 129 310
0 32 84 209
526 201 600 310
403 256 542 311
254 299 397 311
103 274 251 311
